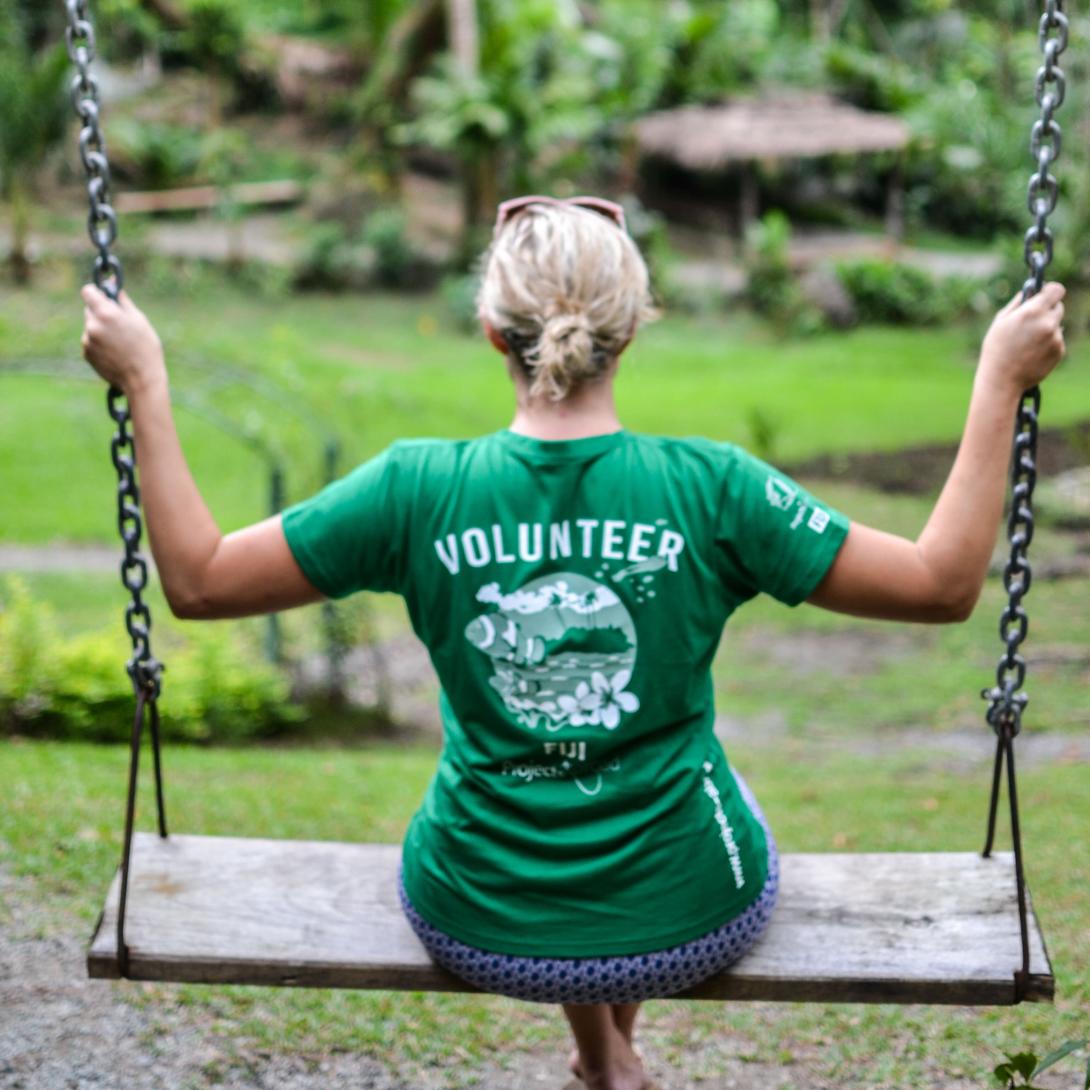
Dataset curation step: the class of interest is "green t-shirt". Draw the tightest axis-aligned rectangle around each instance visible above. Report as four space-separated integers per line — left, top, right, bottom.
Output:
281 429 849 956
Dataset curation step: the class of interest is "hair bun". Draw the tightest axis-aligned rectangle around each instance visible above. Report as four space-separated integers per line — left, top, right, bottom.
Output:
532 309 596 401
543 311 591 342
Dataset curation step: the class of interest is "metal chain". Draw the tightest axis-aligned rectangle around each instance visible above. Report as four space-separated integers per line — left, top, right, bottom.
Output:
63 0 168 979
981 0 1067 741
63 0 162 698
981 0 1068 1003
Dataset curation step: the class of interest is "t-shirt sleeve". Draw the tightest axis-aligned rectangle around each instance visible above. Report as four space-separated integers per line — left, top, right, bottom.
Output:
715 445 850 606
280 446 406 599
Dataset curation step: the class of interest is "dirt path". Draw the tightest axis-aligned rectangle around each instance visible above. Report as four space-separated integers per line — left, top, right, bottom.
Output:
0 544 125 574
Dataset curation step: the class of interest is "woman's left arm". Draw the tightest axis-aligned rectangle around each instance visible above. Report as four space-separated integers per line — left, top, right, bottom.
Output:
807 283 1066 623
81 284 323 619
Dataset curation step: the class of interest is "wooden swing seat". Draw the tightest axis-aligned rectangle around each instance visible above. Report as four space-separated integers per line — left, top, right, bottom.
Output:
87 833 1053 1004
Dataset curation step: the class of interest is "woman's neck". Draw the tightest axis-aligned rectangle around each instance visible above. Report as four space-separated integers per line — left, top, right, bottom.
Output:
508 386 622 440
507 366 623 440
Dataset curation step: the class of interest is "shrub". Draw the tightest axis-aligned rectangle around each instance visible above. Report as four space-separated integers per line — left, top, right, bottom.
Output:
0 577 303 744
744 211 824 336
294 222 374 292
296 209 435 292
835 259 976 325
362 208 424 290
108 119 203 189
440 271 481 334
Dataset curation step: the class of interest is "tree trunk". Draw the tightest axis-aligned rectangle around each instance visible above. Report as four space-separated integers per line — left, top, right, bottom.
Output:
884 154 905 250
446 0 484 255
8 179 31 285
445 0 479 77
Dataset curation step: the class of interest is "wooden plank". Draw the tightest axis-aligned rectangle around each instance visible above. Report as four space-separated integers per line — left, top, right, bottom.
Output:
87 835 1053 1004
115 180 305 215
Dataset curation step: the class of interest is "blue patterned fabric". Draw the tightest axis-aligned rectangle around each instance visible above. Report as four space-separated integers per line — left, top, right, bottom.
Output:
398 769 778 1004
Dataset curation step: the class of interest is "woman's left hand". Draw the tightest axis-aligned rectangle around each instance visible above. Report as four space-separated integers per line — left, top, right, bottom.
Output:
80 284 166 394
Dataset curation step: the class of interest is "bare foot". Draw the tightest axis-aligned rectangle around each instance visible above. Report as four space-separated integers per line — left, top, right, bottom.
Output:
569 1006 640 1082
569 1045 645 1082
568 1034 649 1090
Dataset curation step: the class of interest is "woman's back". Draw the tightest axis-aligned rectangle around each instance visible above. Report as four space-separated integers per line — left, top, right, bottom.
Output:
282 427 847 955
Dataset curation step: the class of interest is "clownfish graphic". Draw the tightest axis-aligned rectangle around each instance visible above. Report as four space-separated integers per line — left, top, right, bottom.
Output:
464 613 548 666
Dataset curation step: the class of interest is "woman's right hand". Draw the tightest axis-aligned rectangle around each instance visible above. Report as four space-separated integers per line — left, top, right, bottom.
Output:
979 281 1066 393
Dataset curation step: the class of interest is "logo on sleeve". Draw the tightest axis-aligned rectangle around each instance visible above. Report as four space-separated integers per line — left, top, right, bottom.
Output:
765 476 797 511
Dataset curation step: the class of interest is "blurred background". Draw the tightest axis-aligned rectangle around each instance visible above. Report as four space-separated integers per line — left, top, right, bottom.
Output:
1 3 1089 1088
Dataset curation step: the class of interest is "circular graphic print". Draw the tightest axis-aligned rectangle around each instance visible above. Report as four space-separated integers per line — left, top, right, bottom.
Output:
464 572 640 732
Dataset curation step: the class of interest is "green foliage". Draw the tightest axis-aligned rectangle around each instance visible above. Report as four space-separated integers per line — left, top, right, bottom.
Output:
295 208 431 292
396 10 605 205
835 258 975 325
96 0 160 58
108 120 205 189
0 5 69 198
993 1039 1088 1090
440 271 482 334
0 577 303 743
182 0 247 76
160 625 304 743
824 40 920 111
675 0 781 100
361 207 422 290
744 210 824 336
399 57 510 163
294 222 370 292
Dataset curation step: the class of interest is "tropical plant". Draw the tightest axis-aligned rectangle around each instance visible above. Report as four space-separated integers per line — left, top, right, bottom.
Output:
0 1 69 284
396 1 608 247
744 210 824 335
993 1039 1089 1090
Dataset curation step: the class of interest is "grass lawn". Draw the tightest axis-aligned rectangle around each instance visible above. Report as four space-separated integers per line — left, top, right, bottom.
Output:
2 738 1086 1088
3 269 1090 542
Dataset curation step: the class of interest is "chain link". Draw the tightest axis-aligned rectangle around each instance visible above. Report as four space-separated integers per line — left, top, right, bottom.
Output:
981 5 1066 740
64 0 162 697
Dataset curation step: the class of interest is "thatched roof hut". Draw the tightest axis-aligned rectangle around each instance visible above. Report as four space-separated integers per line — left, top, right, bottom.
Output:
633 92 910 239
634 92 910 170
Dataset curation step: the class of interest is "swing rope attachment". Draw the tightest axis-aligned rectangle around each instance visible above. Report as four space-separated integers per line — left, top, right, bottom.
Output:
980 0 1068 1003
63 0 168 980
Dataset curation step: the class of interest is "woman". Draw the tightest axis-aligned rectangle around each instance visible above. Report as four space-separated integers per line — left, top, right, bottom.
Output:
80 197 1065 1090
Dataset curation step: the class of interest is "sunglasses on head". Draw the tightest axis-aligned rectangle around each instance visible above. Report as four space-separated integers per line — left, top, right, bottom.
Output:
493 195 627 237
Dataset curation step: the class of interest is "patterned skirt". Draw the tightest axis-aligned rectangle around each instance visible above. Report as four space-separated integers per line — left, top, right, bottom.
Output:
398 769 778 1004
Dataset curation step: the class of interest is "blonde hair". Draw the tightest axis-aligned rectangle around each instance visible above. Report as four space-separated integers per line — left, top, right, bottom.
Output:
477 202 659 401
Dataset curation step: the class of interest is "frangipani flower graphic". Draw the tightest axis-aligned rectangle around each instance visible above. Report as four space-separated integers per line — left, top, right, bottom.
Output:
556 681 602 726
591 670 639 729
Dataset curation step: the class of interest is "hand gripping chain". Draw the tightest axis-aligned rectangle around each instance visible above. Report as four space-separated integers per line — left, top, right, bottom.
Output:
62 0 168 979
980 0 1068 1002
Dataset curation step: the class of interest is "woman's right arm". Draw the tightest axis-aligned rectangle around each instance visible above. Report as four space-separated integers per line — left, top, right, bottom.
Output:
81 285 324 619
807 282 1066 623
